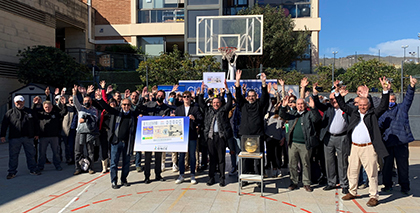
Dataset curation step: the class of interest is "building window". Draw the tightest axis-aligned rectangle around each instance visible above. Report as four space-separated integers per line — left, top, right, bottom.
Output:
138 9 184 23
187 0 219 5
256 0 311 18
139 0 180 9
139 37 165 56
187 10 219 38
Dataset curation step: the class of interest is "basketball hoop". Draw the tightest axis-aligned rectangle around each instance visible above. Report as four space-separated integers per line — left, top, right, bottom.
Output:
218 47 237 62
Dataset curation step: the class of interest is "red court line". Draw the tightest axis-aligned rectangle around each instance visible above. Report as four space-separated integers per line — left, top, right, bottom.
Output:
241 192 256 196
221 190 237 193
49 195 58 197
300 208 312 213
117 194 132 198
260 196 277 201
71 204 90 212
181 188 196 190
23 173 107 213
92 198 112 204
159 189 175 192
282 201 297 207
203 189 217 191
75 198 79 201
137 191 152 194
352 199 367 213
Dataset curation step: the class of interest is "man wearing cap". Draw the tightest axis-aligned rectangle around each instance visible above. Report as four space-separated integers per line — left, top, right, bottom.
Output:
1 95 41 179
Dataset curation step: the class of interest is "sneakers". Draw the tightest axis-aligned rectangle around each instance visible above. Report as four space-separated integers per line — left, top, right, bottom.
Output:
172 164 179 172
273 169 282 177
161 163 165 172
191 175 197 184
366 198 378 207
88 169 96 174
112 182 119 189
342 193 357 200
30 171 41 176
6 173 16 179
122 182 131 187
175 175 184 184
136 166 143 172
73 170 82 175
228 167 237 176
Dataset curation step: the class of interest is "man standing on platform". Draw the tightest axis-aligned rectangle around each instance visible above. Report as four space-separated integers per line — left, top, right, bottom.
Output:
335 78 390 207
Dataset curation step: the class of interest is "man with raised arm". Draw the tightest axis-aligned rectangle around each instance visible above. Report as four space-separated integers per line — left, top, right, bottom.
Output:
379 76 417 195
279 95 321 192
198 80 232 186
235 70 269 185
335 78 390 207
312 82 350 194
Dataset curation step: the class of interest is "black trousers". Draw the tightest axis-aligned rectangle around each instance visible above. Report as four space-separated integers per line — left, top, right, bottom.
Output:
382 143 410 191
266 137 280 169
208 134 226 179
144 152 162 179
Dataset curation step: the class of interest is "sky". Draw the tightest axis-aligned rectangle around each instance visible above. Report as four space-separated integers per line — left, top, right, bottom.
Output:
319 0 420 58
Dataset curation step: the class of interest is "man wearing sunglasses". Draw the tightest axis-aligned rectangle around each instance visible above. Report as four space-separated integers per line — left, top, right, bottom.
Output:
173 91 203 184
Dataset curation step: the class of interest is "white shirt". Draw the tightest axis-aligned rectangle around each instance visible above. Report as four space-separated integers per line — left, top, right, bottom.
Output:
351 112 371 144
329 108 347 134
184 106 190 116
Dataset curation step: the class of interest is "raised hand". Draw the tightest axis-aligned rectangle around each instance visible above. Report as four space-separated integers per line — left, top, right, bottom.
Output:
300 77 309 88
267 82 272 93
87 85 95 94
201 81 205 93
359 85 369 98
33 96 41 104
172 84 179 92
141 86 147 96
242 83 247 94
54 88 60 95
61 88 66 96
261 73 267 85
235 69 242 87
224 79 228 90
196 86 201 94
60 96 66 105
312 82 319 95
333 80 341 90
100 80 106 89
410 75 417 88
339 85 349 97
73 85 78 95
288 88 294 96
272 83 278 91
107 85 113 94
379 76 391 91
308 96 315 109
278 79 285 87
124 89 130 98
45 87 50 97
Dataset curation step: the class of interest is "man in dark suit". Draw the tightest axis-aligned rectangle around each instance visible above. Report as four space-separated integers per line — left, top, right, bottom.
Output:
335 78 390 207
97 97 140 189
312 84 350 194
173 91 203 184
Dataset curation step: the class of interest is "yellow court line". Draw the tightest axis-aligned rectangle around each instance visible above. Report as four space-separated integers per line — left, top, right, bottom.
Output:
166 184 192 213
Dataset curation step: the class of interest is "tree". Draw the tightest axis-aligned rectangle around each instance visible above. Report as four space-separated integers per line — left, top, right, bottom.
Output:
338 58 404 92
17 46 89 88
137 45 220 87
404 62 420 77
237 4 310 69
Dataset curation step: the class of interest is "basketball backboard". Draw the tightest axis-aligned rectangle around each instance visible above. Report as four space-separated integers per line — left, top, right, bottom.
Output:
196 15 263 56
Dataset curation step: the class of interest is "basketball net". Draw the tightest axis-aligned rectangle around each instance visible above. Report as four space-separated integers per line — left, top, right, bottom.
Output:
219 47 238 80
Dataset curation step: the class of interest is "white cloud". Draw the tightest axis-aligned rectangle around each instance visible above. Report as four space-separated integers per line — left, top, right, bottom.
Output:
369 39 420 57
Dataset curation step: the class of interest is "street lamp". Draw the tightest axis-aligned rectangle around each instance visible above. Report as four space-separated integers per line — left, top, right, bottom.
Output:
332 51 338 86
402 45 409 62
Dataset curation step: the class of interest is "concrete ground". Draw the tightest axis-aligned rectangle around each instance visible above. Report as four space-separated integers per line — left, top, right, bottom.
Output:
1 143 420 213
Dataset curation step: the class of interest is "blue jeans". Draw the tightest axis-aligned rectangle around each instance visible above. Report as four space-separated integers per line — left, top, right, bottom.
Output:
8 137 38 174
135 152 142 167
110 141 131 184
38 137 61 169
227 137 241 169
179 140 197 175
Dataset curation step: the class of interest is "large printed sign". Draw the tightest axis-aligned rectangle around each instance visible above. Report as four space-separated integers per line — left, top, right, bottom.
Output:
134 116 190 152
177 80 299 98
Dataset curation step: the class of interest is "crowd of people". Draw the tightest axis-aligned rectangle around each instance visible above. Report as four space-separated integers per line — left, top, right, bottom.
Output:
1 70 417 207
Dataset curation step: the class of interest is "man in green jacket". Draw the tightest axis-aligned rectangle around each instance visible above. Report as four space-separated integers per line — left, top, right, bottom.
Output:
279 96 321 192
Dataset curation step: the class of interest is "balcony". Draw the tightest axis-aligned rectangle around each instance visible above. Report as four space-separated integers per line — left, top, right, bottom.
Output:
138 9 185 23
